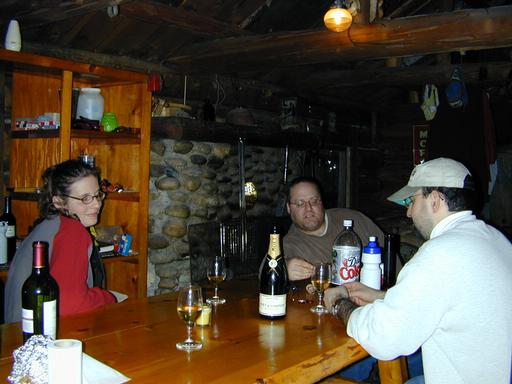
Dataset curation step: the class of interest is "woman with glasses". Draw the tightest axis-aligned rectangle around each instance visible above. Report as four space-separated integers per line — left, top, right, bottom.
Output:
4 159 117 323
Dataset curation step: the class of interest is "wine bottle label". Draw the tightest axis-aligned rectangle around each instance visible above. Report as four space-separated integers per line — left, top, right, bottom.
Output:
332 245 361 285
43 300 57 339
22 308 34 333
259 293 286 316
21 301 57 339
5 225 15 238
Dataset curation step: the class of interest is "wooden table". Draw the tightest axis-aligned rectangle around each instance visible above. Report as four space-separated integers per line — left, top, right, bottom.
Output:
0 280 403 383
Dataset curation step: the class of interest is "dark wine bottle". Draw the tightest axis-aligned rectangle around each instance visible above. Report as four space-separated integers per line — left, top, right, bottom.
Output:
0 195 17 263
383 231 400 289
21 241 59 342
259 226 288 319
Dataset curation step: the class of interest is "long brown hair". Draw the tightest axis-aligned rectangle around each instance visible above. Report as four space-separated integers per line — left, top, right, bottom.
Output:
38 159 101 219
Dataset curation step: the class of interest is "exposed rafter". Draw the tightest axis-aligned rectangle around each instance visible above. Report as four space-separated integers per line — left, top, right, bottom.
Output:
164 6 512 73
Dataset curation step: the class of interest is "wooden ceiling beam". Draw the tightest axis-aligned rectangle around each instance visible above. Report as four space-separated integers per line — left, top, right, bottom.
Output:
120 0 248 37
164 5 512 73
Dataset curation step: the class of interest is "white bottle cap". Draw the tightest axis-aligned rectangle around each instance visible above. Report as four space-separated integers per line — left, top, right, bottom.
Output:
343 219 353 227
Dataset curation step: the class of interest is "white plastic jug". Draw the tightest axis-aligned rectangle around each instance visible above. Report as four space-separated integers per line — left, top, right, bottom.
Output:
76 88 104 121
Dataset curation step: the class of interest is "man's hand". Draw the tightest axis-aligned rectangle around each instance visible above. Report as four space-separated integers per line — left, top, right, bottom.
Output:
344 282 385 306
286 258 315 281
324 282 386 312
323 285 350 310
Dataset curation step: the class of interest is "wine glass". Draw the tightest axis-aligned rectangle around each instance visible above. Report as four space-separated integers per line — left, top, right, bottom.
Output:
176 285 203 351
206 255 226 305
310 263 332 314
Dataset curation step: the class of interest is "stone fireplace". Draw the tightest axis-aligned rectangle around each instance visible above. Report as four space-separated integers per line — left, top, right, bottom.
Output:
147 138 302 296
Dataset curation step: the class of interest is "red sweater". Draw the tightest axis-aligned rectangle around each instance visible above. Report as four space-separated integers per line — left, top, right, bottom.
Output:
50 216 116 316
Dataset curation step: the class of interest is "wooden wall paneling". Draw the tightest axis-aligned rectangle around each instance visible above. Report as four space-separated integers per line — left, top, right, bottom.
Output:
11 200 38 237
97 199 140 250
104 257 139 298
102 83 144 129
70 139 141 191
12 71 61 117
9 138 60 189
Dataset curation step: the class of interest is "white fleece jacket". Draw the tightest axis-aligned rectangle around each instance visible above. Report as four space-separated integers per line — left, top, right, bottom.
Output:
348 211 512 384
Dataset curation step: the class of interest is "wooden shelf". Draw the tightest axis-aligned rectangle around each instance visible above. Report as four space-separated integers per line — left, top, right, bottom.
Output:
11 129 59 139
152 116 348 150
11 128 141 144
106 191 140 202
102 254 138 265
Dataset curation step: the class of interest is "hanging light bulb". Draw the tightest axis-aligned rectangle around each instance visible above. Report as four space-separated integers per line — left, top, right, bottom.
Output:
324 0 359 33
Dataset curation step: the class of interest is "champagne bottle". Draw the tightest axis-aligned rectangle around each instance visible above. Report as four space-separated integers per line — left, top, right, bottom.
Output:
0 195 16 263
21 241 59 342
259 226 288 319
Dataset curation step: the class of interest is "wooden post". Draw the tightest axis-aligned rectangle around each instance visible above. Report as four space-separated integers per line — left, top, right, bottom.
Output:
0 69 5 199
378 357 409 384
59 70 73 161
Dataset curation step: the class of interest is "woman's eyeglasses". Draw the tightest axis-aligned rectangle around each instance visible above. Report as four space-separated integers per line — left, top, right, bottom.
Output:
62 191 106 205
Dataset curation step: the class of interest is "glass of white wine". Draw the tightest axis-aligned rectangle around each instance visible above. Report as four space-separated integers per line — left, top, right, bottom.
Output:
176 285 203 351
310 263 332 314
206 255 227 305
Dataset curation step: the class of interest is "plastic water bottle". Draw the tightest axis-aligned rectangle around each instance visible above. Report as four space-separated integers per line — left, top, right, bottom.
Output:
360 236 382 290
332 219 362 285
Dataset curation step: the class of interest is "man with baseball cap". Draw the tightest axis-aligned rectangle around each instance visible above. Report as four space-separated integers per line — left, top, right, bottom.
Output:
324 158 512 384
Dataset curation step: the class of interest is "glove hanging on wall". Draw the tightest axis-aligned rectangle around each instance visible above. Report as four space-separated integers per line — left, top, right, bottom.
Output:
421 84 439 121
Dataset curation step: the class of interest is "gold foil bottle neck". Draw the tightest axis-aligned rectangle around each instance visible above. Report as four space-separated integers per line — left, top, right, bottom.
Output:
267 233 281 259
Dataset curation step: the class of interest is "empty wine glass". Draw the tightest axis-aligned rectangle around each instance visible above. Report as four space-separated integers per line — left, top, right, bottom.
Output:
206 255 227 305
176 285 203 351
310 263 332 314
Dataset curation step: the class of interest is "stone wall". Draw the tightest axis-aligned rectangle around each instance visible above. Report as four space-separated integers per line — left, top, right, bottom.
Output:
147 138 303 296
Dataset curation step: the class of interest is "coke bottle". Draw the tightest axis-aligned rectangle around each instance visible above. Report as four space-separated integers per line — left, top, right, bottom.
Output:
332 219 362 285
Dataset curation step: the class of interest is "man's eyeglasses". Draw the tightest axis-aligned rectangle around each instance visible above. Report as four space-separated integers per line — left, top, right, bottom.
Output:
402 192 422 207
62 190 106 205
289 197 322 209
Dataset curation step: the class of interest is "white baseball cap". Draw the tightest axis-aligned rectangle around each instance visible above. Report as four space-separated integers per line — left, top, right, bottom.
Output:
387 158 473 206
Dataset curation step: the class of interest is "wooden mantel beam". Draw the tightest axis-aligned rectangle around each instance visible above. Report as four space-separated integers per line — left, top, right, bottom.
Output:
164 6 512 73
298 62 512 89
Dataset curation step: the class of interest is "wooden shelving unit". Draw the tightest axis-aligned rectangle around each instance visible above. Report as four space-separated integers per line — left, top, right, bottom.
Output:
1 49 151 298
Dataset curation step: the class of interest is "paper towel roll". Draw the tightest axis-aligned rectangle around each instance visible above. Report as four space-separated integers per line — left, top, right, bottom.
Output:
48 339 83 384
